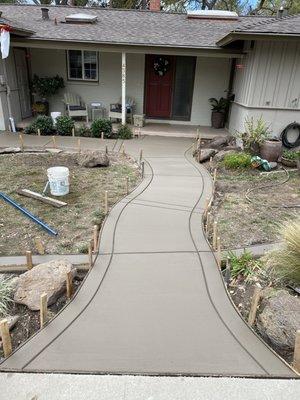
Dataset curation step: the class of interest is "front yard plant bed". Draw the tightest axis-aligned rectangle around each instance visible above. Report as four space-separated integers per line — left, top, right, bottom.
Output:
0 151 141 256
210 168 300 250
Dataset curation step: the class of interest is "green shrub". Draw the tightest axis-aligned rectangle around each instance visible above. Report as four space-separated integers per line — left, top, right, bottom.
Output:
223 152 252 169
76 125 91 137
235 116 271 153
117 124 133 140
227 250 262 280
55 116 74 136
32 74 64 98
265 218 300 284
0 276 14 317
90 118 112 138
282 150 300 161
24 115 54 135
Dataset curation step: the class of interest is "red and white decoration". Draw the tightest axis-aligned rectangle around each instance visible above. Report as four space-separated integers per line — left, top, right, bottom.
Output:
0 25 12 59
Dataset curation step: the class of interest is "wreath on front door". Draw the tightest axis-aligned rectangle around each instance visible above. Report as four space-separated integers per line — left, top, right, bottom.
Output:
153 56 170 77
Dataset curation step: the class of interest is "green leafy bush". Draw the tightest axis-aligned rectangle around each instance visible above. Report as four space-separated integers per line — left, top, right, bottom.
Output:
117 124 133 139
0 276 14 317
282 150 300 161
75 125 91 137
235 116 271 153
265 218 300 284
55 116 74 136
227 250 262 280
223 152 252 169
91 118 112 138
24 115 54 135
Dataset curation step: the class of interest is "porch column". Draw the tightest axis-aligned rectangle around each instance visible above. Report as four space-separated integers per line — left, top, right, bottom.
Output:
121 52 126 125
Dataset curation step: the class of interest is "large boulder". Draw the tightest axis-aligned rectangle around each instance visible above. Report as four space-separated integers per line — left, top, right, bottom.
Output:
14 260 77 310
257 289 300 352
77 151 109 168
214 149 239 162
203 136 229 150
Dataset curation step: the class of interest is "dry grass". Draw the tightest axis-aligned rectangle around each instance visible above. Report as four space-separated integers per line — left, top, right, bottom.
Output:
0 152 141 256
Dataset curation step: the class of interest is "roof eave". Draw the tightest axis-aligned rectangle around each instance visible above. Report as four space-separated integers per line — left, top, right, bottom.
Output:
217 31 300 47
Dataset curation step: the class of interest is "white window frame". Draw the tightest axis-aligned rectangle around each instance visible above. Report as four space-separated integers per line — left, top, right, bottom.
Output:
67 50 99 82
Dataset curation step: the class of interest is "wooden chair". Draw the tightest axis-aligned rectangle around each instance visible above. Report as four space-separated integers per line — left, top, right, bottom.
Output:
63 93 89 123
109 97 134 124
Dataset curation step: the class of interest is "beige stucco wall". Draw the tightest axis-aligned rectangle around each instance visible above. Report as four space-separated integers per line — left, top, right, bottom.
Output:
229 40 300 137
30 49 145 116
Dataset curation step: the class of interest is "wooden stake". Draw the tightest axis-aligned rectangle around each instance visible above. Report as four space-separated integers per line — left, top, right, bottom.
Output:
17 189 67 208
88 239 93 268
125 176 129 195
213 168 217 183
224 257 231 285
293 330 300 373
77 138 81 153
101 131 104 140
248 285 262 326
37 128 41 136
196 128 199 140
205 212 211 235
52 136 57 148
93 224 98 251
26 250 33 270
72 127 75 137
105 145 108 155
35 237 45 255
0 319 12 358
217 237 221 268
212 221 218 250
19 134 24 152
209 156 213 171
139 149 143 164
122 144 125 156
104 190 108 215
66 271 73 300
40 292 48 329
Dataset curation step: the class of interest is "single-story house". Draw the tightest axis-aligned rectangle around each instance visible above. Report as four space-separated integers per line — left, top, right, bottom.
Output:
0 2 299 137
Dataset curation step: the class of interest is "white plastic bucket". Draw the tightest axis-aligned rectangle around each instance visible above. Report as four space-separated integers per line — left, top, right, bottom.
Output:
47 167 69 196
51 112 62 124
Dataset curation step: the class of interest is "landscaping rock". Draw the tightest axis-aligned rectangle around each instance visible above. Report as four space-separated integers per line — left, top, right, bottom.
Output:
0 315 19 339
204 136 228 150
257 289 300 352
194 148 217 163
0 147 21 154
77 151 109 168
214 149 238 162
14 260 77 311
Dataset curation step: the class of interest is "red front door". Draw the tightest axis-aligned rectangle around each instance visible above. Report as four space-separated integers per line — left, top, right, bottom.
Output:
145 55 174 118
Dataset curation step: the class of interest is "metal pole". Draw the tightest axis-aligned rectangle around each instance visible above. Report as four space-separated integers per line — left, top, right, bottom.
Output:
121 52 126 125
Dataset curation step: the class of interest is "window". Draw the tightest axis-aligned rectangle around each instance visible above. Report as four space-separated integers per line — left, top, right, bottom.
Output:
67 50 98 81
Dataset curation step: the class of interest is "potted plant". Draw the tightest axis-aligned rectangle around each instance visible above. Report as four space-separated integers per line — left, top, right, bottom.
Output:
209 97 229 129
32 101 48 116
31 74 64 115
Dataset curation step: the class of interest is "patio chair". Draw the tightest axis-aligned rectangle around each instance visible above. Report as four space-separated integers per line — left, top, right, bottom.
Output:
109 96 134 124
63 92 89 123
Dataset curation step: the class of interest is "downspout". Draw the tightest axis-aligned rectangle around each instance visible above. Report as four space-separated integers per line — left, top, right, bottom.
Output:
2 57 15 132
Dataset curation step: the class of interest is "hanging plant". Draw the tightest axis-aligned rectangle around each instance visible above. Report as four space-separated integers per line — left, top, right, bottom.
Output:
31 74 64 100
153 56 170 77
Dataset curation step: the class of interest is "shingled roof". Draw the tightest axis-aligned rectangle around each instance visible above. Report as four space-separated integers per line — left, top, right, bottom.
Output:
0 4 274 49
235 12 300 34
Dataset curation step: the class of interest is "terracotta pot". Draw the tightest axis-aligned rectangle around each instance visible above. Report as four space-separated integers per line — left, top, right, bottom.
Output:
260 139 282 162
211 111 225 129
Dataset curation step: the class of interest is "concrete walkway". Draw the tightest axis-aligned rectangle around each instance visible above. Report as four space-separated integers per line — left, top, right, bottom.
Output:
0 133 296 377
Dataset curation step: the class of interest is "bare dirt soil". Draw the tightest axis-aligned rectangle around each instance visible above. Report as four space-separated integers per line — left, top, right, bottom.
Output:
0 152 141 256
209 167 300 250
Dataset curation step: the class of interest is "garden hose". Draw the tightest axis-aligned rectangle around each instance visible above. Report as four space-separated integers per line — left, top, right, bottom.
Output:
245 168 300 209
281 122 300 148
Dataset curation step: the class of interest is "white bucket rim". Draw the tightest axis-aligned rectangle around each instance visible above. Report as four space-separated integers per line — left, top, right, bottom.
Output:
47 166 69 177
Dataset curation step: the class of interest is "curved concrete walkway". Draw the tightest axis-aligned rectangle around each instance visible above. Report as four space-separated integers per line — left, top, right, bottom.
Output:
0 134 296 377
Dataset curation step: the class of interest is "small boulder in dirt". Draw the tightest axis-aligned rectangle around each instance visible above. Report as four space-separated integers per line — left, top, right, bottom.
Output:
257 289 300 352
77 151 109 168
14 260 77 311
194 148 217 163
203 136 228 150
0 315 19 339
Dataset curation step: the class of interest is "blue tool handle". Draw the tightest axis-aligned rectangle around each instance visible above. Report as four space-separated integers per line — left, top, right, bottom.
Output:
0 192 58 236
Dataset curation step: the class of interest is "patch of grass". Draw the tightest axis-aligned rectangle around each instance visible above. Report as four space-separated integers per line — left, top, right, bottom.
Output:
0 276 14 317
266 218 300 284
227 250 263 280
223 152 252 170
